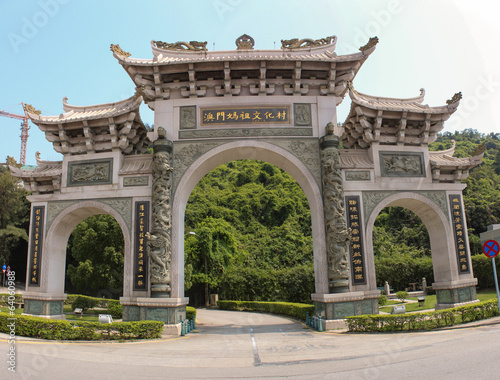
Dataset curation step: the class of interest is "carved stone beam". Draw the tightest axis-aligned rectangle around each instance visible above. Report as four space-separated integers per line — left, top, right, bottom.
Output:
294 61 302 94
373 111 383 142
259 61 267 95
82 120 95 154
224 61 231 95
188 63 196 98
57 123 69 154
397 112 407 145
153 66 162 98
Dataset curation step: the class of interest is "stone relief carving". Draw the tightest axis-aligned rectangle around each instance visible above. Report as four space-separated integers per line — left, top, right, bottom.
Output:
345 171 370 181
123 176 149 187
146 127 174 295
320 137 350 291
380 153 424 176
179 128 312 140
180 106 197 130
72 163 110 182
236 34 255 50
173 141 222 190
294 104 312 126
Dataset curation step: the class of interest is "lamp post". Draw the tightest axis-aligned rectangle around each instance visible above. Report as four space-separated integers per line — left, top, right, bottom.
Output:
189 231 210 308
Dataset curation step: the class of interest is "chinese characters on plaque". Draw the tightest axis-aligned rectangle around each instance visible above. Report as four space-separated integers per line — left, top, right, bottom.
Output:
346 196 366 285
29 206 44 286
134 202 149 290
201 107 289 125
449 195 471 274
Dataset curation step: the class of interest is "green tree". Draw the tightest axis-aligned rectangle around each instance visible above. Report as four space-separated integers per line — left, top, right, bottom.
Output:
0 158 30 272
66 215 124 297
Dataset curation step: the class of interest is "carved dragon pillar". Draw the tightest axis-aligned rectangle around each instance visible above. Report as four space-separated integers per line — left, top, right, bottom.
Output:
147 127 173 298
320 123 350 293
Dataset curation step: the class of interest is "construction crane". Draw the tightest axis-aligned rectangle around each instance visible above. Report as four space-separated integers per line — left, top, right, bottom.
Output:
0 103 40 166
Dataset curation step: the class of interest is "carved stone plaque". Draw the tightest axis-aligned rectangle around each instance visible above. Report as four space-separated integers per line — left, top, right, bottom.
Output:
68 159 113 186
379 152 425 177
294 103 312 126
124 176 149 187
180 106 197 130
345 171 370 181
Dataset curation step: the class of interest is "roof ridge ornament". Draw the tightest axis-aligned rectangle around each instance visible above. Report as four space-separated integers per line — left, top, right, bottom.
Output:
153 40 208 51
446 92 462 105
23 104 41 115
359 36 379 52
235 34 255 50
110 44 131 58
281 35 336 49
470 143 486 157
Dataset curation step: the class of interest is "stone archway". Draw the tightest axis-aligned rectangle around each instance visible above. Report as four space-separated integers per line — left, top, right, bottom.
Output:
23 201 131 318
364 192 477 309
171 140 327 298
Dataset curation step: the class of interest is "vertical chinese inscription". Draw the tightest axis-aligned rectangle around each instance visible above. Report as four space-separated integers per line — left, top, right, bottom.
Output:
449 195 470 274
346 196 366 285
29 206 45 286
134 201 149 290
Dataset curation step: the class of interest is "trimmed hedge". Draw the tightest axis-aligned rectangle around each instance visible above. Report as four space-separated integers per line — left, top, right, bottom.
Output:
186 306 196 320
217 300 314 321
346 300 499 332
0 312 164 340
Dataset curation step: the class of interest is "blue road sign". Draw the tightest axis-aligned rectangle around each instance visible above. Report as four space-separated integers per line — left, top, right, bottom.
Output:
483 240 500 258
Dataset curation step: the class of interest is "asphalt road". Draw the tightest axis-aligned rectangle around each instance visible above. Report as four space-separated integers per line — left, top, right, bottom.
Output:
2 309 500 379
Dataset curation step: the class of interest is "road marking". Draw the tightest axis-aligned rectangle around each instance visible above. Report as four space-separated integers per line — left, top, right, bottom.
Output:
249 328 261 365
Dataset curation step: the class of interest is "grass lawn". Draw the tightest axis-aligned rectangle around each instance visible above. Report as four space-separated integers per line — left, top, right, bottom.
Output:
380 288 499 313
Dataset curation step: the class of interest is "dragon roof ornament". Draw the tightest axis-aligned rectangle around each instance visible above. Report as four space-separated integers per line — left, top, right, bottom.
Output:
281 35 336 49
446 92 462 105
23 104 41 115
359 36 379 52
110 44 131 58
153 40 208 51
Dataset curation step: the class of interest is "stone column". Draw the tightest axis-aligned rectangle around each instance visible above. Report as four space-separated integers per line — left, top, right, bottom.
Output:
147 127 174 298
320 124 350 293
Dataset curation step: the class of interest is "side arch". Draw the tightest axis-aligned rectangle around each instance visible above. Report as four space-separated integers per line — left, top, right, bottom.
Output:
42 201 132 296
171 140 327 298
364 192 459 290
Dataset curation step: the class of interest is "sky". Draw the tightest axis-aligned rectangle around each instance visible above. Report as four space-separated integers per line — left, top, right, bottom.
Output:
0 0 499 165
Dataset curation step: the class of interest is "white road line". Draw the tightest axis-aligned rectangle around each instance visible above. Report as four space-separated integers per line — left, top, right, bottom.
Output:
249 328 262 365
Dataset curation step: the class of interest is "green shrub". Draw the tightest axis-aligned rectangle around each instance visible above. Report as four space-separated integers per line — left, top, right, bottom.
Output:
0 312 163 340
107 301 123 319
186 306 196 320
396 291 409 302
71 296 97 311
346 300 499 332
217 300 314 321
378 294 388 306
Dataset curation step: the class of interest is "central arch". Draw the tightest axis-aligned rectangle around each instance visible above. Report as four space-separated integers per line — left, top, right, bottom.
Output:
171 140 327 299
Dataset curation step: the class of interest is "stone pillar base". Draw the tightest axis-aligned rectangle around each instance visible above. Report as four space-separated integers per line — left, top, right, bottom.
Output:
121 297 189 334
22 292 67 319
433 280 478 310
311 290 380 329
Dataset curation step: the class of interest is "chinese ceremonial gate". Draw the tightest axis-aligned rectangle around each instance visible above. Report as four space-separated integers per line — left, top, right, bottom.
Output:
11 34 483 332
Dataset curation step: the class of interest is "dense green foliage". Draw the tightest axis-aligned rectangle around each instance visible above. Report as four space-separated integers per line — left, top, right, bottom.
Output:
346 300 499 332
217 300 315 321
66 215 124 297
185 160 314 305
0 158 30 280
0 312 163 340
